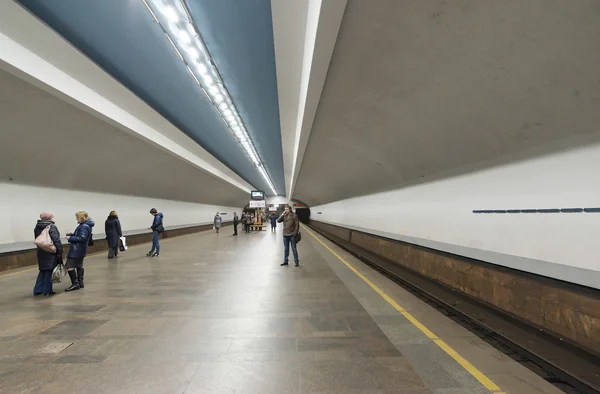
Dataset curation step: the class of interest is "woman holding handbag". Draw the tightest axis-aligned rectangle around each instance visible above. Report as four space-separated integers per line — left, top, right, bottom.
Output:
33 212 63 296
105 211 122 259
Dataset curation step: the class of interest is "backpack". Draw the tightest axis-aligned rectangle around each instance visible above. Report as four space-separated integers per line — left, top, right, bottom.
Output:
34 225 57 253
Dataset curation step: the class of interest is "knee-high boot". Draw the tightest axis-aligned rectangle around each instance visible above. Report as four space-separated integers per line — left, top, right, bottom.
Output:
65 270 80 292
77 268 84 289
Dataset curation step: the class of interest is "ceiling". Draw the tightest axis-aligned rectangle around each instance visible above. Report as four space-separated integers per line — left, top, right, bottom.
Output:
16 0 285 195
294 0 600 206
0 65 249 206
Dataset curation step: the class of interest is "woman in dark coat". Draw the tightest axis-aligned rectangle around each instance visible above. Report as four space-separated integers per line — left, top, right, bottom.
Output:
65 211 95 292
33 212 63 296
105 211 122 259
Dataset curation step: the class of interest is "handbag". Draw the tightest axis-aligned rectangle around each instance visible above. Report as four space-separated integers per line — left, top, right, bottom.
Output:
295 230 302 243
34 225 57 253
155 224 165 233
119 236 128 252
51 262 66 284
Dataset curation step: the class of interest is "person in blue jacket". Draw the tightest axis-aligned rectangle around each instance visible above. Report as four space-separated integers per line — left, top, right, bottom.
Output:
147 208 163 257
65 211 95 292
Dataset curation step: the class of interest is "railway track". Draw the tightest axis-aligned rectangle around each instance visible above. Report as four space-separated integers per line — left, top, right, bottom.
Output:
309 225 600 394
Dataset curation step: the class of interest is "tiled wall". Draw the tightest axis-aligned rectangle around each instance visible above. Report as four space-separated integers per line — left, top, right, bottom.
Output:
310 221 600 355
0 222 230 273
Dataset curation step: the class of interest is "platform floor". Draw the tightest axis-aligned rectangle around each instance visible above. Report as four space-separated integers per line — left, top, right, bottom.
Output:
0 226 563 394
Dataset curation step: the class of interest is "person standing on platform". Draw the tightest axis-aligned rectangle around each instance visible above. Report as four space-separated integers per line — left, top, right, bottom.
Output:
147 208 163 257
214 212 222 233
33 212 63 296
270 212 277 232
233 212 239 236
278 205 300 267
65 211 94 291
245 213 252 233
105 211 122 259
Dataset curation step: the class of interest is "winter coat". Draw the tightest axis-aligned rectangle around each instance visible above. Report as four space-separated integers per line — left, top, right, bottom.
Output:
67 218 95 259
34 220 63 271
270 214 277 227
151 212 164 232
233 214 239 225
214 215 222 228
105 216 122 248
277 212 299 236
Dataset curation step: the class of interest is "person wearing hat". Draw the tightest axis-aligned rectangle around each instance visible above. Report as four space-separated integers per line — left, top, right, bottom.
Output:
33 212 63 296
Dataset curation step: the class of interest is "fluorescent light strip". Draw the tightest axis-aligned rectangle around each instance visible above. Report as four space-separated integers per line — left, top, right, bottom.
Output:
164 33 183 61
143 0 277 195
186 64 200 85
179 0 193 23
142 0 159 23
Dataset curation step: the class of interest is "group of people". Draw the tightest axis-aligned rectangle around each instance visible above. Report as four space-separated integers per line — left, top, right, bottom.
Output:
230 205 301 266
33 208 164 296
32 205 300 296
230 211 281 235
33 210 95 296
231 212 261 235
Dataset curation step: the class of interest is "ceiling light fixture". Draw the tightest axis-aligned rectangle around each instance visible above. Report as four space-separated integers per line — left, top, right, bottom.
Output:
142 0 277 195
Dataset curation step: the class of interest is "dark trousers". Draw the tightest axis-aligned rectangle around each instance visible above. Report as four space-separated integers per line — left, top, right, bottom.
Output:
34 270 53 295
233 224 238 235
283 235 299 265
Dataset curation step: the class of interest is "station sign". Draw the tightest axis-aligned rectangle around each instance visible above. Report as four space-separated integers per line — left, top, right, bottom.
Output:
249 200 266 208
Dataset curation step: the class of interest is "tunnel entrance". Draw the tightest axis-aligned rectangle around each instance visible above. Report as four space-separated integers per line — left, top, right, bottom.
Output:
293 202 311 224
296 208 310 224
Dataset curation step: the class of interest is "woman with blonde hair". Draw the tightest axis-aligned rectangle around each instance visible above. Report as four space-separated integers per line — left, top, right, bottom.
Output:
64 211 95 292
105 210 122 259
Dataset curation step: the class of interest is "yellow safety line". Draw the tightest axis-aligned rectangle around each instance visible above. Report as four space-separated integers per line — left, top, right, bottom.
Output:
303 225 503 393
0 267 36 278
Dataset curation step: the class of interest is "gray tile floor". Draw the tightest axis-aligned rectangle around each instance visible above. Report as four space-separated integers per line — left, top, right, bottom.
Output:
0 226 563 393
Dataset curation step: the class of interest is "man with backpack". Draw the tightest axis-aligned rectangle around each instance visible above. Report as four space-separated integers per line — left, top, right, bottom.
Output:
147 208 164 257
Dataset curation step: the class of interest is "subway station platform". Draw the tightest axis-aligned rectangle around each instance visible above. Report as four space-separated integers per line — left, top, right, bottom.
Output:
0 227 563 394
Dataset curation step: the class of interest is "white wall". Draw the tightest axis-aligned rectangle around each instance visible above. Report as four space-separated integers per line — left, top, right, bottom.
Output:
266 196 290 205
0 182 242 251
311 143 600 289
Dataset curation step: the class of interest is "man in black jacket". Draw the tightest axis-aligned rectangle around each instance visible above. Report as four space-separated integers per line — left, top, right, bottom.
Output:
233 212 239 236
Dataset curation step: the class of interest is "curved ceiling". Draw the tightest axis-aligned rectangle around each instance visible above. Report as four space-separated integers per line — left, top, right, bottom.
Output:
294 0 600 206
0 66 248 206
17 0 284 195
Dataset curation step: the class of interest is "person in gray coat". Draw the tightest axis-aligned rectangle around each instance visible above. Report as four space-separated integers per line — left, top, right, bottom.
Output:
214 212 222 233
